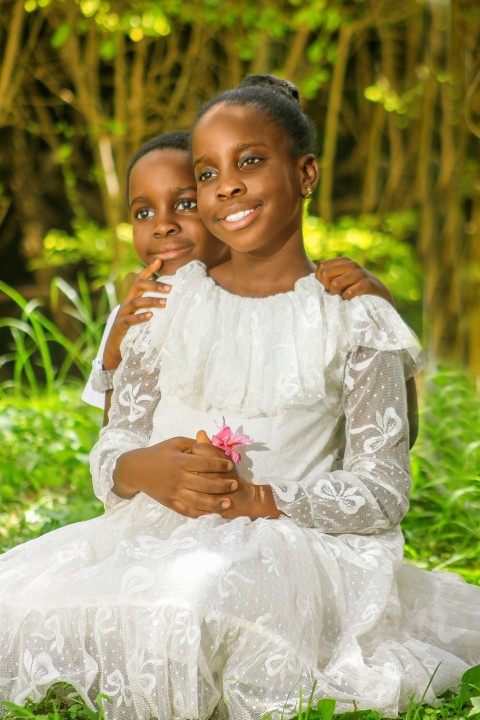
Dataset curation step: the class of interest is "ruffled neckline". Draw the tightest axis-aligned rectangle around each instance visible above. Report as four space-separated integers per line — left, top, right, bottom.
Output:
172 261 315 299
127 261 425 417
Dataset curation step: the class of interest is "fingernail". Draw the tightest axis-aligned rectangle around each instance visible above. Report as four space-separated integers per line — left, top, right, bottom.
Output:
230 481 238 491
221 499 230 509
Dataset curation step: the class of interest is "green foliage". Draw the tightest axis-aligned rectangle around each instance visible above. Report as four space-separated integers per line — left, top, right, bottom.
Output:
280 665 480 720
38 221 139 285
2 667 480 720
404 367 480 584
303 211 422 329
0 683 109 719
0 387 102 552
0 277 116 393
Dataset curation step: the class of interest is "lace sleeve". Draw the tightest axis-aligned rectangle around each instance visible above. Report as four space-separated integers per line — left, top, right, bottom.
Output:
270 347 412 533
89 337 161 510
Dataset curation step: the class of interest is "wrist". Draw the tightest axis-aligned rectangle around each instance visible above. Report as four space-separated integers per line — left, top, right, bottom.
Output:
113 451 140 499
102 351 121 371
253 484 282 519
91 358 116 392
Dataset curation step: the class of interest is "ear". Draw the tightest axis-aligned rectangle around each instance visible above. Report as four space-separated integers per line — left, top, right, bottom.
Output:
297 154 319 198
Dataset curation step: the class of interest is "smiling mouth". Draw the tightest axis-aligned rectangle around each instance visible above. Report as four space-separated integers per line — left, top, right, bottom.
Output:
224 208 255 223
149 243 194 261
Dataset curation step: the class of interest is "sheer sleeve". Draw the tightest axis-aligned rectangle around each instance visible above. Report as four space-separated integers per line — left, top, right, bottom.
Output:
269 347 412 533
89 336 161 510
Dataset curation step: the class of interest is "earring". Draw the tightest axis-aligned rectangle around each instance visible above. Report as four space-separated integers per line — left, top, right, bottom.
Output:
304 188 313 199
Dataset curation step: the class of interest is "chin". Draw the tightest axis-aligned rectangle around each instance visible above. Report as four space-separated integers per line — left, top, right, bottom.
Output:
160 259 192 276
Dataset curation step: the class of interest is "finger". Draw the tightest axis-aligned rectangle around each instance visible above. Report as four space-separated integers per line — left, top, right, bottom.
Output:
139 258 162 279
125 279 171 300
126 295 168 311
182 456 235 478
191 443 227 460
317 262 357 292
316 257 353 277
184 471 238 493
181 489 232 514
170 500 211 519
341 277 382 300
196 430 212 444
114 299 165 324
317 260 357 281
117 311 155 327
340 282 363 300
328 270 364 296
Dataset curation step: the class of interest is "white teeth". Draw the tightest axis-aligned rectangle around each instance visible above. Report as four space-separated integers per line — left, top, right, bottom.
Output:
225 208 254 222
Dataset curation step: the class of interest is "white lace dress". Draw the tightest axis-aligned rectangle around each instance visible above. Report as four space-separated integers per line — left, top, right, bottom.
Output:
1 261 479 720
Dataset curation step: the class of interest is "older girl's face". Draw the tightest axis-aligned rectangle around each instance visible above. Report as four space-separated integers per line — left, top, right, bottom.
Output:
192 103 314 258
128 148 227 275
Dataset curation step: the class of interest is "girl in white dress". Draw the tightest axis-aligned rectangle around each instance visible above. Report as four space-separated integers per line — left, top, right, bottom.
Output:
1 77 479 720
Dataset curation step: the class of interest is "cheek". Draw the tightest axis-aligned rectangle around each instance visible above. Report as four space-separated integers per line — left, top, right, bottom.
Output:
196 202 217 237
196 187 214 219
185 219 217 254
132 230 149 263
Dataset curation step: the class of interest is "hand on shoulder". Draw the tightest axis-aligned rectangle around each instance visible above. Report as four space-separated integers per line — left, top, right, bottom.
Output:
316 257 395 306
103 259 171 370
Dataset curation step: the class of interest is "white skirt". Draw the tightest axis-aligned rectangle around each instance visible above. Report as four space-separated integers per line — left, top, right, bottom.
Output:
0 494 479 719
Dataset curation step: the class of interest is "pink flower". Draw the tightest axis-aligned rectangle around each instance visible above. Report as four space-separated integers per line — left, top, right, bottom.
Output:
211 418 253 464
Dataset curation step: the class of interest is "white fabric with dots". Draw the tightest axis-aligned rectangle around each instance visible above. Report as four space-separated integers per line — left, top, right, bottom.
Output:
1 261 479 720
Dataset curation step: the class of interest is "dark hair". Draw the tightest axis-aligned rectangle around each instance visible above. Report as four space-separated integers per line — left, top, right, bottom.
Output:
126 130 191 202
193 75 315 157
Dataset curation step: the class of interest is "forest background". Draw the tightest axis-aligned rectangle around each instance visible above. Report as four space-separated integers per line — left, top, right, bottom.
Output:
1 0 479 369
0 0 479 717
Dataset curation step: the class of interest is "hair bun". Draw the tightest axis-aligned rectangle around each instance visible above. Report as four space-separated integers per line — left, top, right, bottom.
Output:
239 74 300 104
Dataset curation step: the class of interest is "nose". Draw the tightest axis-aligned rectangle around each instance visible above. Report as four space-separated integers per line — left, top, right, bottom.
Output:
216 172 246 201
153 215 180 237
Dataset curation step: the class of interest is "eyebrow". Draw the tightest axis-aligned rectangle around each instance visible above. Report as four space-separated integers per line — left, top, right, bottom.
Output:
193 142 268 168
129 186 196 208
174 185 197 194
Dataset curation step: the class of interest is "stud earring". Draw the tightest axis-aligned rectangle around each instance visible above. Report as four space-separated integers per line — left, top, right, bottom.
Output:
304 188 313 199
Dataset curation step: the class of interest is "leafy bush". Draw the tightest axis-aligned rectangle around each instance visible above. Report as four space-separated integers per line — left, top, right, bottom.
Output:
0 277 116 393
0 386 103 552
37 220 139 286
303 210 422 332
404 367 480 584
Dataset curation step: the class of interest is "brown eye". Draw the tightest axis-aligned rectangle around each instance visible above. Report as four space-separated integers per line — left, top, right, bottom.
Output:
240 156 262 169
134 208 154 220
175 199 197 212
197 168 216 182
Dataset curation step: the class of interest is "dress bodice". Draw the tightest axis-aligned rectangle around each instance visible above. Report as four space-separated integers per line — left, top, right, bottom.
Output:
91 261 425 533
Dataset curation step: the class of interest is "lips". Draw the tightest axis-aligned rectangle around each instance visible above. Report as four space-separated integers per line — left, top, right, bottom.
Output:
149 242 195 261
224 208 255 223
219 204 261 230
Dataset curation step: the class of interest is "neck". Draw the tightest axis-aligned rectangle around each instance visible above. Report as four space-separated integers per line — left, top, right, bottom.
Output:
210 242 315 298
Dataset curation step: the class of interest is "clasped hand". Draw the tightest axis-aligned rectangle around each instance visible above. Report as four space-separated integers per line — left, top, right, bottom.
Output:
113 435 280 520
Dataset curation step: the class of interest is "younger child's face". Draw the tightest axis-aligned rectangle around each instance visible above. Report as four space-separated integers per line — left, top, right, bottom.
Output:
128 148 227 275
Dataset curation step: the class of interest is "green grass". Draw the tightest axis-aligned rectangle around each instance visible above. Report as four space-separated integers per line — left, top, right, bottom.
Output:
1 667 480 719
0 684 109 719
404 367 480 585
0 386 103 552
